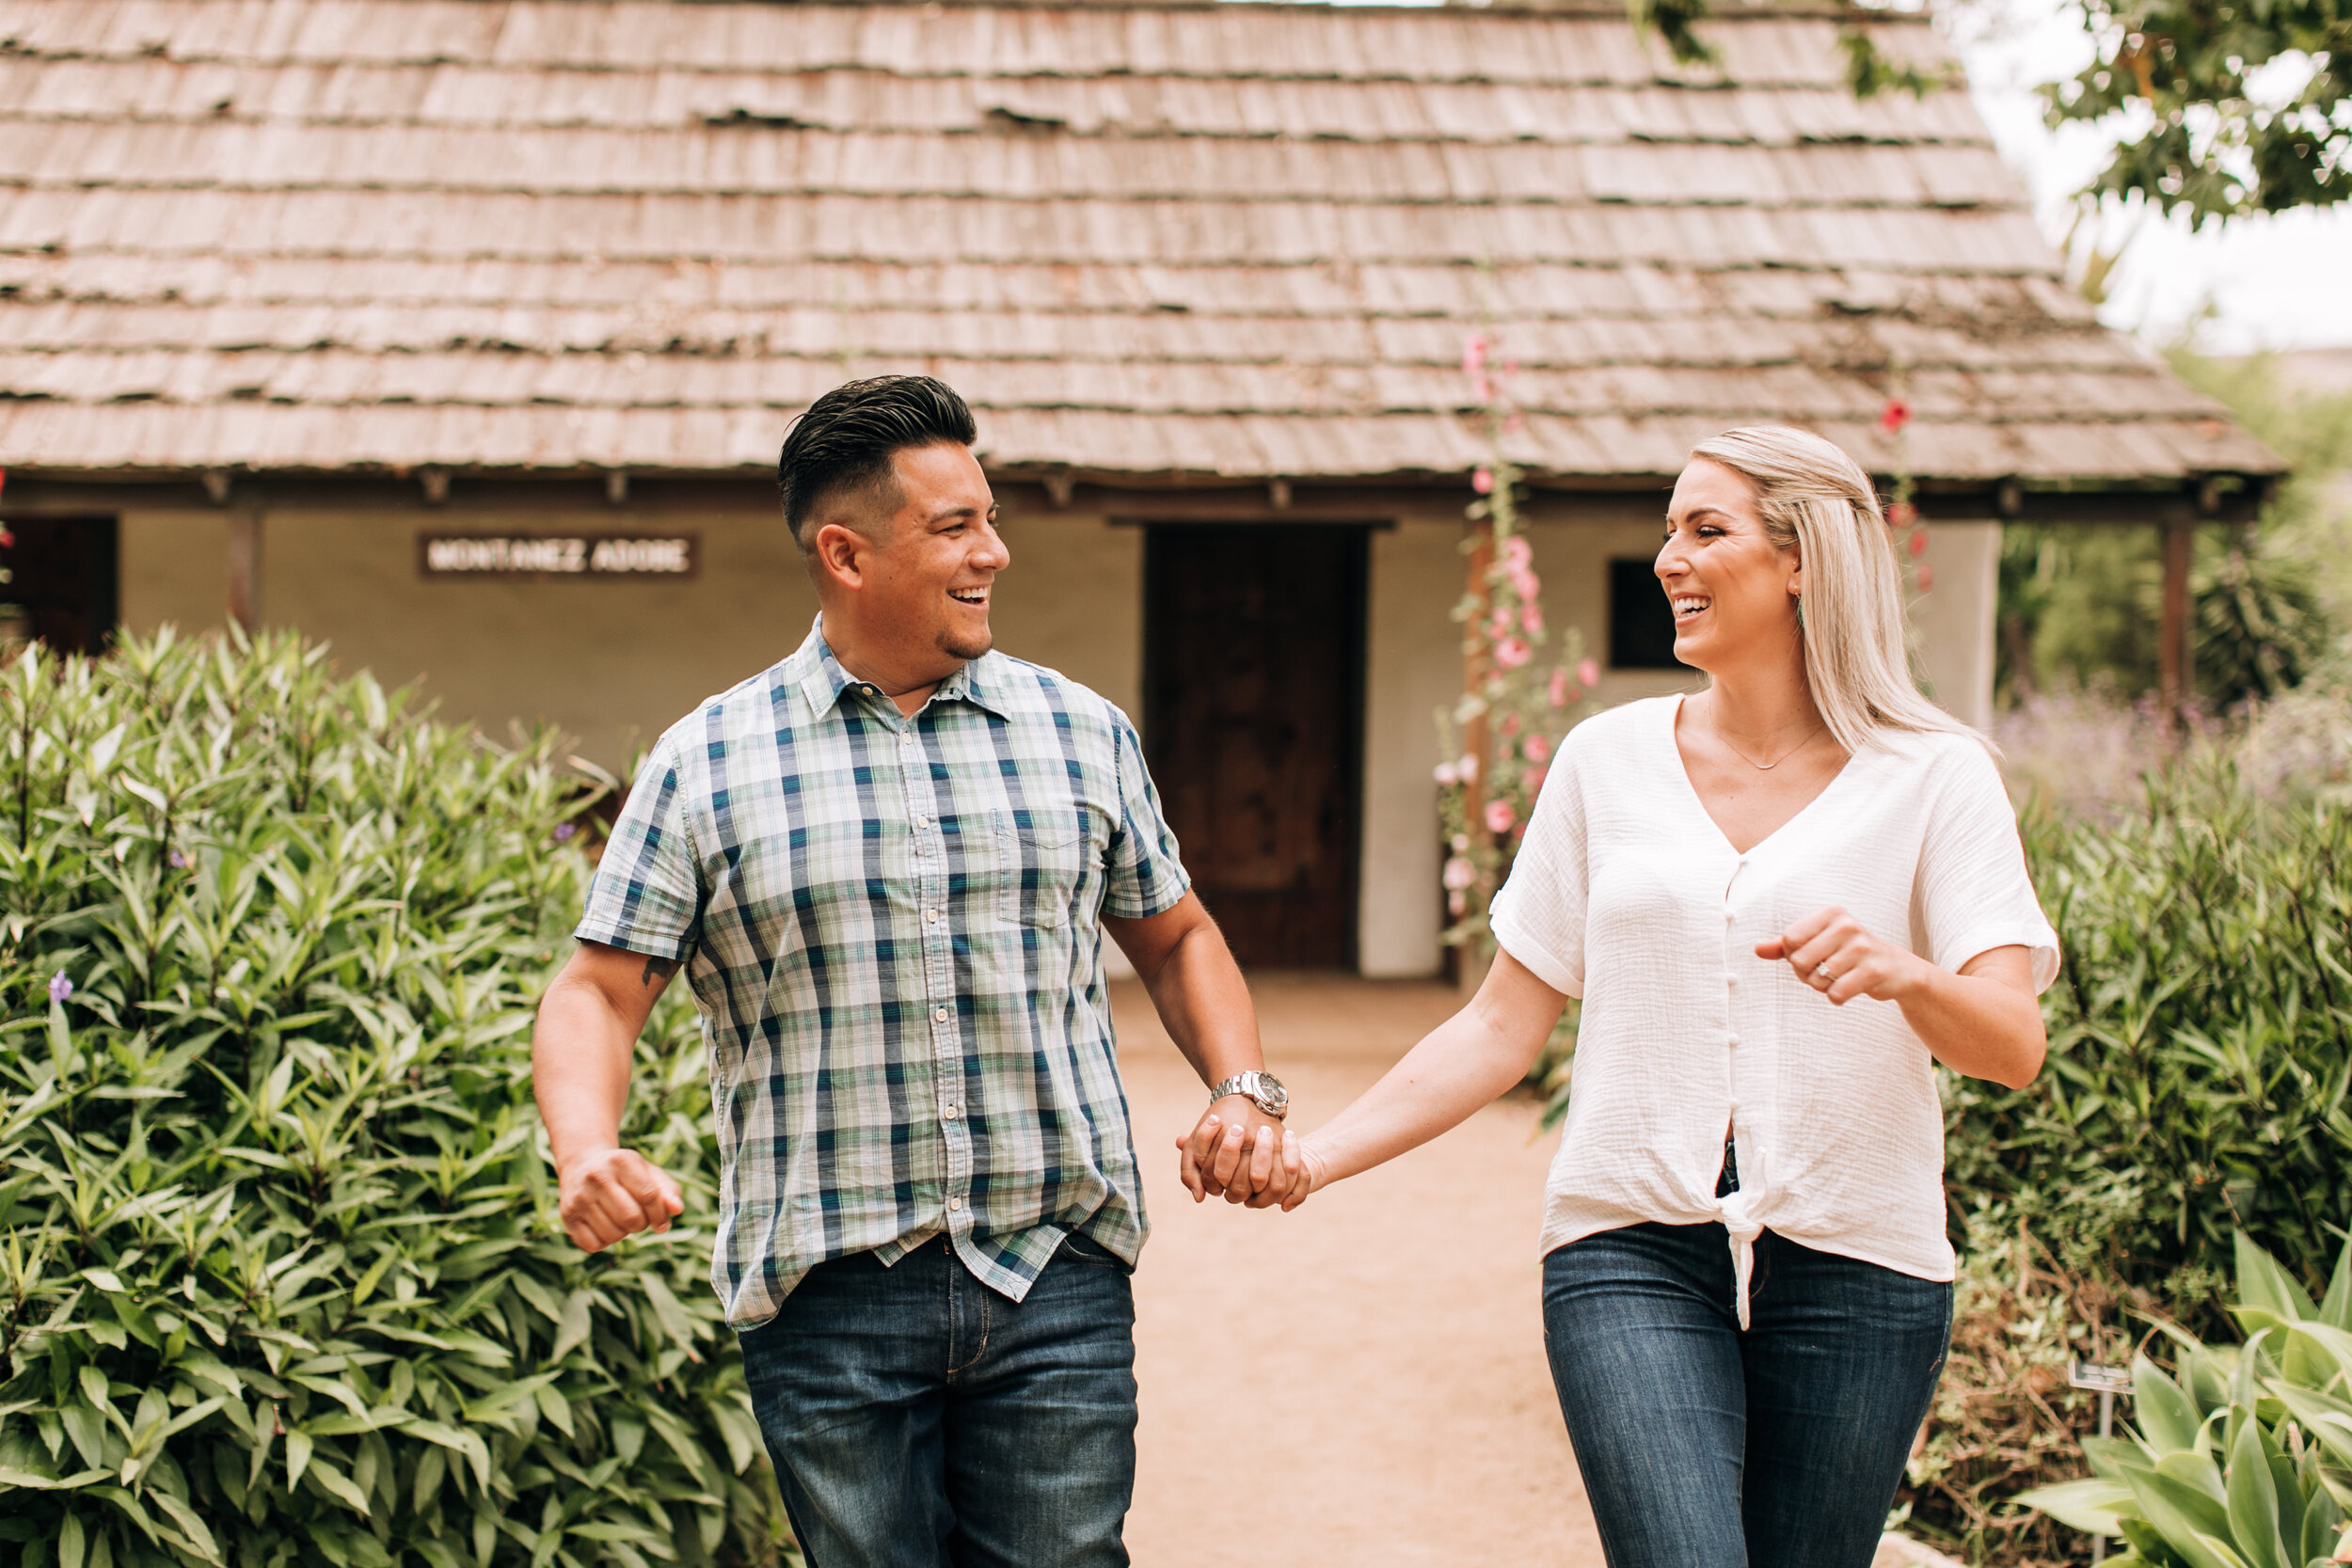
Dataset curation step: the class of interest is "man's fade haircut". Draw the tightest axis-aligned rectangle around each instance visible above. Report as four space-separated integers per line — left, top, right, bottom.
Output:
776 375 978 553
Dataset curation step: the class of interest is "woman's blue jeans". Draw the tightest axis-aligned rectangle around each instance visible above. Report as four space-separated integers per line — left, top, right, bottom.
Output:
1542 1222 1951 1568
736 1230 1137 1568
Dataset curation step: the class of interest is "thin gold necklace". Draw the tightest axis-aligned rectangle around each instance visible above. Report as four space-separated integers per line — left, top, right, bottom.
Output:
1716 719 1824 771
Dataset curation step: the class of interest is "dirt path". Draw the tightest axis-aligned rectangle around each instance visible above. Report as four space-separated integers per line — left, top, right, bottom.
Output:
1113 974 1606 1568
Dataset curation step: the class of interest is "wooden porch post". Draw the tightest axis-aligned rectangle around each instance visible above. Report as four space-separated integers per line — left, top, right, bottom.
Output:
2158 518 2191 719
227 501 262 634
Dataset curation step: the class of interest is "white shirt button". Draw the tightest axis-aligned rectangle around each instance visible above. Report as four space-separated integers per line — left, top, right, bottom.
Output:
1727 1035 1740 1048
914 815 929 828
943 1103 960 1118
947 1196 963 1212
934 1006 950 1022
926 909 940 924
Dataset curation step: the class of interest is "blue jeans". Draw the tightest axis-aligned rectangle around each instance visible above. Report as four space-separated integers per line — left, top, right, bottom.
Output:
737 1230 1137 1568
1542 1223 1952 1568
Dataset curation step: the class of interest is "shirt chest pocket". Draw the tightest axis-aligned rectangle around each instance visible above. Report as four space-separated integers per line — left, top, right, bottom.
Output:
990 807 1092 929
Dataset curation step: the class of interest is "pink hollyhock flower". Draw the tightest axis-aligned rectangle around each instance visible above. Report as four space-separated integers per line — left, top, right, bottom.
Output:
1451 833 1470 852
1500 713 1521 736
1495 636 1532 669
1472 467 1495 495
0 528 13 550
1548 667 1569 707
1502 535 1533 568
1520 602 1545 635
1442 856 1478 891
1524 765 1548 794
1484 797 1517 834
1523 733 1551 764
1577 658 1600 689
1908 529 1929 558
1880 398 1911 434
1916 563 1936 593
1433 761 1458 786
1448 889 1469 916
1886 500 1917 528
1457 752 1479 781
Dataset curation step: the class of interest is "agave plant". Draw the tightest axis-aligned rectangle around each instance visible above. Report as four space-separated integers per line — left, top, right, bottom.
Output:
2018 1234 2352 1568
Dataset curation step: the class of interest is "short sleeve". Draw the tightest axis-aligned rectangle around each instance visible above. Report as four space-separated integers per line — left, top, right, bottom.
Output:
1913 743 2061 993
576 734 706 962
1103 711 1191 920
1488 743 1589 998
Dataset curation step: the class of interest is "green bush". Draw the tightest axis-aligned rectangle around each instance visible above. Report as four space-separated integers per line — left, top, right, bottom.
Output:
2016 1232 2352 1568
0 633 790 1568
1944 711 2352 1317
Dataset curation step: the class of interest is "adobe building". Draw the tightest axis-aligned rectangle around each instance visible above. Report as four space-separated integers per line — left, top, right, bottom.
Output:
0 0 2276 974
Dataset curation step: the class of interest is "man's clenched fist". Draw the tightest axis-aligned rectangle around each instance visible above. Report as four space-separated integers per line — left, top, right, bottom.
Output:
558 1146 684 1252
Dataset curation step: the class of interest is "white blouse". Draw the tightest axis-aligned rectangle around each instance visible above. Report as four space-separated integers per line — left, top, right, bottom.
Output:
1490 694 2058 1324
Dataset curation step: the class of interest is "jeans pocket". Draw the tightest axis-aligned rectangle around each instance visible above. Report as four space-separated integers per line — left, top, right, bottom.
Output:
1057 1228 1129 1270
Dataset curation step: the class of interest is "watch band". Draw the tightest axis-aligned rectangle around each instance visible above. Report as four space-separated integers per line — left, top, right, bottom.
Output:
1209 1069 1289 1118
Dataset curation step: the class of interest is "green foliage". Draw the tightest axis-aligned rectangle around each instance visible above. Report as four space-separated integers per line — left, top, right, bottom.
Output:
1436 329 1597 962
2043 0 2349 223
0 632 791 1568
1996 354 2352 709
2015 1232 2352 1568
1944 706 2352 1315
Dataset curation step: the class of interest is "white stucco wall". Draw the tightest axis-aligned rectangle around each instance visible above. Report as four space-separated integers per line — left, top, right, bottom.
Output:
987 512 1140 720
1359 519 1462 976
124 497 816 769
1907 520 2000 730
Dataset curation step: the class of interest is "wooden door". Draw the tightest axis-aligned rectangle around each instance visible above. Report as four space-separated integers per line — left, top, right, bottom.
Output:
1144 526 1366 970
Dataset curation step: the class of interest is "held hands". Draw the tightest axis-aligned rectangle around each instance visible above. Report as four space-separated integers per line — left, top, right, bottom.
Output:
1175 1094 1321 1212
1756 906 1931 1006
557 1146 685 1252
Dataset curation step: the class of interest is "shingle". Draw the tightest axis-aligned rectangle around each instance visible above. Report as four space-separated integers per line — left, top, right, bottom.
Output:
0 0 2275 483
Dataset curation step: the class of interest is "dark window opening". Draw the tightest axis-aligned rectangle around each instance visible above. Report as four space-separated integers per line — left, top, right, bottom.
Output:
0 515 119 655
1608 557 1680 671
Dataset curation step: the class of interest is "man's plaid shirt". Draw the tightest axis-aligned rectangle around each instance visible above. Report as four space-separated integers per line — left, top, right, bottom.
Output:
577 618 1190 1327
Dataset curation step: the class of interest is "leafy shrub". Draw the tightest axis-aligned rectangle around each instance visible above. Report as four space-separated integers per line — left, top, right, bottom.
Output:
0 633 791 1568
1947 696 2352 1314
2015 1233 2352 1568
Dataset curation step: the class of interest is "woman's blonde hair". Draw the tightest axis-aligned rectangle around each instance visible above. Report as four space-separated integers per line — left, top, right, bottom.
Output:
1687 424 1980 755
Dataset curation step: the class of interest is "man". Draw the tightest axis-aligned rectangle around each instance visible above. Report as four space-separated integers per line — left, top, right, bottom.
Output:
532 374 1301 1568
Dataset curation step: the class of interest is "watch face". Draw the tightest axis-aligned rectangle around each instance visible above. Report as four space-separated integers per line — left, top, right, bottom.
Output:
1258 1074 1289 1113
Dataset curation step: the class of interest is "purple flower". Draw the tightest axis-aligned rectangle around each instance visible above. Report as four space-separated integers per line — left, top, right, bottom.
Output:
48 971 72 1004
552 822 579 842
168 849 190 868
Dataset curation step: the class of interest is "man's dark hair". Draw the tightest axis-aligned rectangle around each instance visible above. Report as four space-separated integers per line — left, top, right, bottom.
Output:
776 375 977 553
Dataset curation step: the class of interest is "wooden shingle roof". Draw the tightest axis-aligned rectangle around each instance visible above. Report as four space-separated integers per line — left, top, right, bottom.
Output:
0 0 2280 487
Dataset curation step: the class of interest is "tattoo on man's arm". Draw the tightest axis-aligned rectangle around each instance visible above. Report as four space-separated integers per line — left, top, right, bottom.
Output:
640 957 680 989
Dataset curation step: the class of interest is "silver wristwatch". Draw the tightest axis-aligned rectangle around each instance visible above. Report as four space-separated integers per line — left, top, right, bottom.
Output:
1209 1069 1289 1120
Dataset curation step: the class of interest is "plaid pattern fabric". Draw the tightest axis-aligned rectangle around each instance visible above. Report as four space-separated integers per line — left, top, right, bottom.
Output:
577 618 1190 1326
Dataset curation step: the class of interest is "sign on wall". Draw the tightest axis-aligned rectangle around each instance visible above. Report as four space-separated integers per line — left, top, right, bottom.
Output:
418 532 698 578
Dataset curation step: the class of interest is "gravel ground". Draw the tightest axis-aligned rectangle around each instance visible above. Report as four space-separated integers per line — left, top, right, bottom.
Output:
1113 974 1604 1568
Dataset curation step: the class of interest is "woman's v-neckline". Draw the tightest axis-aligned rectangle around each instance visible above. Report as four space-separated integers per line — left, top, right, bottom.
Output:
1664 692 1858 859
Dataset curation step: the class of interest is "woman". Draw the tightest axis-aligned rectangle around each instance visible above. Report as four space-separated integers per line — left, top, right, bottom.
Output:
1203 425 2058 1567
